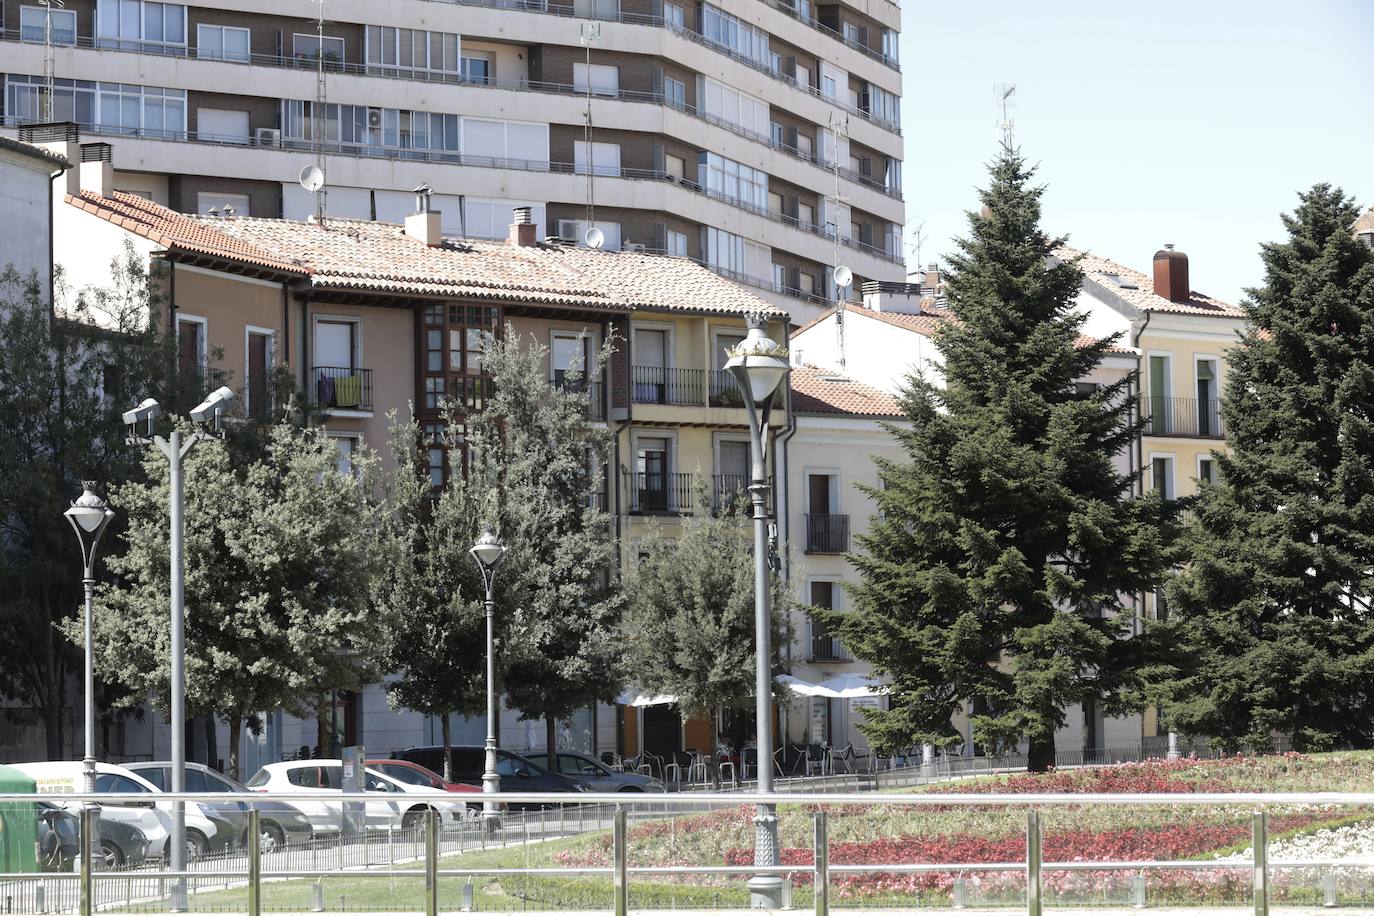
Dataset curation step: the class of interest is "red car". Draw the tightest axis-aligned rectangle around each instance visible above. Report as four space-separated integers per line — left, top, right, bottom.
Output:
366 759 481 795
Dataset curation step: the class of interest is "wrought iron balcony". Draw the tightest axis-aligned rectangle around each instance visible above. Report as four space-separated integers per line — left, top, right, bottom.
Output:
808 634 855 663
311 366 373 411
806 514 850 554
1141 396 1225 439
625 471 695 515
632 366 704 406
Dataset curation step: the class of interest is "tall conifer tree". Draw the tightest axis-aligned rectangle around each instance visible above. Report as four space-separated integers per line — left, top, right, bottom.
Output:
1164 185 1374 751
828 149 1171 770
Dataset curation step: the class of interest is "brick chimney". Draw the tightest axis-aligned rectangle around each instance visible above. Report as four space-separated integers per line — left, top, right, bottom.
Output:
403 184 443 247
78 143 114 198
1152 245 1190 303
508 206 538 247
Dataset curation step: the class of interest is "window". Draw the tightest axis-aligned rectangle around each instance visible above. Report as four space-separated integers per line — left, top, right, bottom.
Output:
366 26 460 76
700 3 769 68
245 327 273 419
703 227 769 282
699 77 769 138
665 229 687 257
97 83 186 136
663 76 686 109
462 118 549 167
698 152 768 211
177 316 205 378
635 436 670 511
421 302 498 414
20 6 77 44
282 101 460 154
196 108 249 144
663 2 684 29
1153 586 1169 622
138 767 168 789
97 0 185 49
197 24 249 61
5 76 96 125
1151 456 1175 501
330 436 357 475
1198 456 1216 484
664 153 685 180
575 140 621 177
423 422 446 486
558 219 622 250
1147 354 1172 434
882 28 898 63
551 332 589 382
286 766 327 788
293 33 345 64
203 772 237 792
95 774 150 794
461 54 493 84
865 83 900 127
574 62 619 97
1196 358 1220 436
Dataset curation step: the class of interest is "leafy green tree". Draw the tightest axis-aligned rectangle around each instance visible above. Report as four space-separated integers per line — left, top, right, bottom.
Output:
0 249 171 758
827 149 1173 771
1163 184 1374 752
77 419 392 779
621 490 792 764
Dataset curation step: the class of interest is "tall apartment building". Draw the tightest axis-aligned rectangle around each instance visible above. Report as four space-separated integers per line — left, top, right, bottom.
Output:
0 0 905 322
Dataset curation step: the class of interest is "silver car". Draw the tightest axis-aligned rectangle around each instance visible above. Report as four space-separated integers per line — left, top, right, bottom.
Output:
533 752 664 792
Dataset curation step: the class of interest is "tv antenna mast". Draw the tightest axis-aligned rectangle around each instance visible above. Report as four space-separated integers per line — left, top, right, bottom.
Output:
995 83 1017 149
826 111 852 372
579 22 601 232
906 219 927 273
310 0 330 220
39 0 65 122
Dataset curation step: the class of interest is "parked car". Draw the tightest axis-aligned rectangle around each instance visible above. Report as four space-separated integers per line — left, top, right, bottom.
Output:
394 746 590 808
365 759 481 795
127 761 314 852
530 750 665 792
244 761 469 835
36 802 149 871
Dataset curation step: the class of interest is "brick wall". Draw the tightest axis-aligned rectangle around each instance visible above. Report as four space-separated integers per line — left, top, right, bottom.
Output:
168 175 282 218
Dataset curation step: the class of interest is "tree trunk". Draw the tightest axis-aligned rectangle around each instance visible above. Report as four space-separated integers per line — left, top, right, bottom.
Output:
545 716 558 774
228 713 243 782
1027 734 1056 773
315 694 328 757
441 714 453 782
44 692 61 760
205 714 220 771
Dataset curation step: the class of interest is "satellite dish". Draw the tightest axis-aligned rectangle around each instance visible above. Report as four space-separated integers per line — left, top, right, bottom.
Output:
299 165 325 193
833 265 854 289
584 226 605 250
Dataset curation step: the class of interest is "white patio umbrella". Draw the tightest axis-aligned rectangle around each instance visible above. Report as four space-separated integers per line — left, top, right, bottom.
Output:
816 673 888 699
776 674 838 698
615 691 679 708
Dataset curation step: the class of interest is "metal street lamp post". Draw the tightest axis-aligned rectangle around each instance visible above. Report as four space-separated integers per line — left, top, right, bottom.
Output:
469 530 506 827
724 311 791 910
123 386 234 911
64 482 115 869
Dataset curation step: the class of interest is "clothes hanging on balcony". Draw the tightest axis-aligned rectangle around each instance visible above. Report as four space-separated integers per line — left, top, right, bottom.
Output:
334 373 362 408
316 373 336 407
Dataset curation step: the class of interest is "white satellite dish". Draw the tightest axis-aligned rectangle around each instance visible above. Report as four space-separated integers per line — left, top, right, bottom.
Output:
833 265 854 289
299 164 325 193
584 226 605 250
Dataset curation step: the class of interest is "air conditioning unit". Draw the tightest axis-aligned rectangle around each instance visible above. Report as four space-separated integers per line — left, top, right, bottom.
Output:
557 219 580 242
367 108 383 129
254 127 281 147
624 242 645 253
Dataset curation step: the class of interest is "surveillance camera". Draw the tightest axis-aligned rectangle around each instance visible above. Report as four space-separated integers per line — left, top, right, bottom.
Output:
122 398 161 426
190 386 235 424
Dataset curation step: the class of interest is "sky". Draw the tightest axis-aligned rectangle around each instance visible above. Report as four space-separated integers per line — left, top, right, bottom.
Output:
899 0 1374 304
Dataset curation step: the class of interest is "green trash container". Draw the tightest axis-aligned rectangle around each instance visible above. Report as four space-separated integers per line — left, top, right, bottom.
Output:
0 763 39 873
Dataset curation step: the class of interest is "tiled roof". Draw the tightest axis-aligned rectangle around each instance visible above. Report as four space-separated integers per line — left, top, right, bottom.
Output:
1354 204 1374 235
67 192 785 317
1058 245 1244 318
790 365 904 417
0 135 69 169
792 304 1134 354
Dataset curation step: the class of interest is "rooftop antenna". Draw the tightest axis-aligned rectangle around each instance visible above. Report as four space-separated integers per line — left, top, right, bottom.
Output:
907 219 927 269
299 164 326 226
311 0 330 221
826 111 852 370
579 21 602 236
995 83 1017 149
39 0 65 122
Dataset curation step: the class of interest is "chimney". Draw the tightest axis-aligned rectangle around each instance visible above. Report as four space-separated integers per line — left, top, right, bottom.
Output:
20 122 81 196
861 280 925 315
79 143 114 198
1152 244 1190 303
921 262 940 293
508 206 537 247
403 183 443 247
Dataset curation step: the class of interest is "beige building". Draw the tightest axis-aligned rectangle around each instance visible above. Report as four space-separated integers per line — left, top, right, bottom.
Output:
1 0 905 322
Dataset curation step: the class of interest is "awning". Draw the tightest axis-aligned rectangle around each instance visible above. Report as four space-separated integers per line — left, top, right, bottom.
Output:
816 673 888 699
615 691 679 708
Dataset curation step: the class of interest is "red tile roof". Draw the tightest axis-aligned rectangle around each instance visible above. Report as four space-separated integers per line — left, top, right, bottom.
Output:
1059 246 1244 318
1354 203 1374 236
790 366 904 417
67 192 786 317
793 305 1134 354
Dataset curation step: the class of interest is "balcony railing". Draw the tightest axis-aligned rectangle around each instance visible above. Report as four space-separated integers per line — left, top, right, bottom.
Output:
806 513 850 553
625 471 695 514
1141 396 1225 439
553 373 605 421
712 473 751 511
808 633 855 662
632 366 704 406
311 366 373 411
708 370 747 407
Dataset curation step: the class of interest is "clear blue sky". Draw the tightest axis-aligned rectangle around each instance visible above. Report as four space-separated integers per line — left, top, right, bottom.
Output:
899 0 1374 304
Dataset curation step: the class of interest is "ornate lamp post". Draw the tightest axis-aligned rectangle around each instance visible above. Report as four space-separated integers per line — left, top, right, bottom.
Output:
724 311 790 909
469 530 507 826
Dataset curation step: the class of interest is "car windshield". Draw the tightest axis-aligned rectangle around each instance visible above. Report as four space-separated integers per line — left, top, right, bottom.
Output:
376 764 428 786
245 771 269 788
95 774 150 793
496 754 546 777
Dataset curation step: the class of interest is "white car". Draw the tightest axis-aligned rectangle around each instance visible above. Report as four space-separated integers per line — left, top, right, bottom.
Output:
245 761 467 836
10 760 232 860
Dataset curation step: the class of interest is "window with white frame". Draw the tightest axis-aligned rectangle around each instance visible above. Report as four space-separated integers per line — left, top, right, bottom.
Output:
292 32 345 63
1151 456 1175 501
196 107 249 143
663 1 684 29
865 83 900 127
703 227 769 282
1198 456 1217 484
196 24 249 61
663 76 686 109
177 316 206 377
4 76 95 124
462 118 549 167
463 200 546 239
665 229 687 257
282 101 459 153
699 77 769 138
574 141 621 177
698 152 768 211
97 0 186 49
98 83 186 135
551 332 589 384
573 62 619 96
20 6 77 44
365 26 460 76
461 53 493 84
330 434 359 476
700 3 769 68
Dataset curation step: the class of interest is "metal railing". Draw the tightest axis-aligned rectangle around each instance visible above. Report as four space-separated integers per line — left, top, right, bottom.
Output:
310 366 373 411
0 788 1367 916
808 633 854 662
712 473 750 511
624 470 695 514
631 365 704 405
805 512 850 553
552 374 605 420
1141 395 1226 439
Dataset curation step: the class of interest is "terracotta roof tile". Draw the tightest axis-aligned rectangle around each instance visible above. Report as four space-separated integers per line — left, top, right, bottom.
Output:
1058 245 1244 318
790 366 904 417
68 192 785 317
1354 203 1374 236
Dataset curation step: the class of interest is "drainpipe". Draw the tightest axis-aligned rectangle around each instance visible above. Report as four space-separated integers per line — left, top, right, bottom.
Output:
281 282 291 372
612 314 632 560
1129 311 1152 748
168 259 178 392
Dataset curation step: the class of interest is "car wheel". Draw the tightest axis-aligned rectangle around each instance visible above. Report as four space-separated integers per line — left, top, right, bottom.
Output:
100 840 125 870
167 831 208 862
401 807 430 831
259 823 287 854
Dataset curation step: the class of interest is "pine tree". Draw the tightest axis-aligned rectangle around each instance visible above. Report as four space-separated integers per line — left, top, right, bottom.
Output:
1163 185 1374 752
827 149 1172 771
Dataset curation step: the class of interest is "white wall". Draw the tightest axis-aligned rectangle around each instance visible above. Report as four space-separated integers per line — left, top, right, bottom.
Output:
792 309 944 394
52 192 159 325
0 149 55 294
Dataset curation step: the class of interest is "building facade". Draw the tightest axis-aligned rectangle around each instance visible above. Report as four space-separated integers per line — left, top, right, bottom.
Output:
0 133 67 300
0 0 905 321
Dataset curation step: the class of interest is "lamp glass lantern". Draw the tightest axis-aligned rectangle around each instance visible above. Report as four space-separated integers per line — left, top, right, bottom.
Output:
469 531 506 572
723 320 790 406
